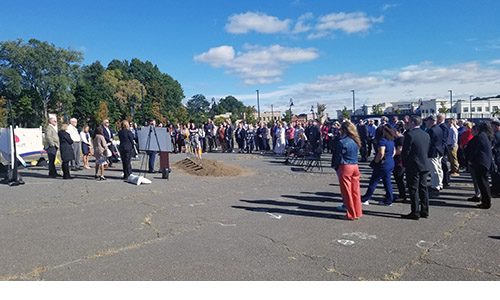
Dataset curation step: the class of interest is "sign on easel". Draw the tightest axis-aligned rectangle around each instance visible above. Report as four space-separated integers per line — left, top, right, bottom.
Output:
137 126 173 152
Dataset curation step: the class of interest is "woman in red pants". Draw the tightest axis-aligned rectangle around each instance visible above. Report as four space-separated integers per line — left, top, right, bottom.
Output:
333 121 362 220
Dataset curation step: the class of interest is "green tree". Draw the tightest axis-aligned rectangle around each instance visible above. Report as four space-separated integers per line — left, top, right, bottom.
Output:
371 104 383 115
341 106 351 120
186 94 210 125
0 39 83 124
244 105 257 124
282 110 292 123
0 96 7 127
175 105 188 125
317 103 326 121
213 116 226 126
438 101 450 113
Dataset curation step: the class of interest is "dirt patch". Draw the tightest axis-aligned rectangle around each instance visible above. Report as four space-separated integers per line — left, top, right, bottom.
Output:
173 158 248 177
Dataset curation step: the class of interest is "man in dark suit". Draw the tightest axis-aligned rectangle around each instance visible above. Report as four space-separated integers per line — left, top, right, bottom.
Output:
357 119 368 162
308 119 321 152
427 116 444 191
437 114 450 187
102 119 116 168
401 116 431 220
225 120 234 153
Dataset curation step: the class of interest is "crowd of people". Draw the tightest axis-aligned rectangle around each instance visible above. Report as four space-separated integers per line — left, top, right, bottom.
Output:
42 113 497 221
333 114 497 220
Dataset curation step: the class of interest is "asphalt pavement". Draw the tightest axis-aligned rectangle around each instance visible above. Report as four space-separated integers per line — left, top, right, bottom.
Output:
0 151 499 281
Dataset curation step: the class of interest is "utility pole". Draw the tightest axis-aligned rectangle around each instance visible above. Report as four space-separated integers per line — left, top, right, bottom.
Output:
141 85 145 126
271 104 274 123
351 90 355 115
448 90 453 116
256 90 261 121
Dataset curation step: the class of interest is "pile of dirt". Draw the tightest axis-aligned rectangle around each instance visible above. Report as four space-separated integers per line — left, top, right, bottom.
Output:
173 158 245 177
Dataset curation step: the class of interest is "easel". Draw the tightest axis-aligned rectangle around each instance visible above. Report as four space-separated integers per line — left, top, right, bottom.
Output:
138 125 163 179
2 98 24 186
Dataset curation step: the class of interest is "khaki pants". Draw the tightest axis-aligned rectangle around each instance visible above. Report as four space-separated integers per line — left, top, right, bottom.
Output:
447 145 459 173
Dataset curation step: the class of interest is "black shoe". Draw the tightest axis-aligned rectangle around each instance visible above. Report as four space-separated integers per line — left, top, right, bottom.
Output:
476 203 491 209
401 213 419 220
63 176 74 180
420 212 429 218
429 187 440 192
148 170 156 174
467 196 481 202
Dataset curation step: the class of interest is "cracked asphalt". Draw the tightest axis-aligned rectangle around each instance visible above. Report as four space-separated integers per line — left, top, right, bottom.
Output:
0 152 499 281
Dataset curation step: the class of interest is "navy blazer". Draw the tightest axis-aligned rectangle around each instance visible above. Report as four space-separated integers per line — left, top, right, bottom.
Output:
428 125 444 158
118 129 135 153
102 125 115 143
402 127 430 173
465 132 492 170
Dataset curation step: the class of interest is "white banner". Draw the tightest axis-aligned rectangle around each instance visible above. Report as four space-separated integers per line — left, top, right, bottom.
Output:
0 126 45 164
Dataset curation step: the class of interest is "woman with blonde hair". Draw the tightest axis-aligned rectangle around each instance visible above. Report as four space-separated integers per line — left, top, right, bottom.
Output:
118 120 135 180
333 121 362 220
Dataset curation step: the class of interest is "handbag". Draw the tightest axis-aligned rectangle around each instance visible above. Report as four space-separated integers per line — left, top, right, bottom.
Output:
105 148 112 157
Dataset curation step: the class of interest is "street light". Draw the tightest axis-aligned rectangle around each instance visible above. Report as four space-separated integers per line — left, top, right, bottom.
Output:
448 90 453 116
271 104 274 122
289 98 294 122
256 90 261 121
311 105 315 120
470 95 473 119
351 90 355 115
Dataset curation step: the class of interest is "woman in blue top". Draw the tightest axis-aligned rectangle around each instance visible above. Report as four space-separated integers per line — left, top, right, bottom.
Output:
361 125 396 206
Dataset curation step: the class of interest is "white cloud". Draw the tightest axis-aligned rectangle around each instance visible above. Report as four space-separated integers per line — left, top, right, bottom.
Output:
381 3 400 11
225 12 291 34
193 45 235 67
490 59 500 65
233 61 500 117
292 12 314 34
194 44 319 85
316 12 384 34
225 10 383 38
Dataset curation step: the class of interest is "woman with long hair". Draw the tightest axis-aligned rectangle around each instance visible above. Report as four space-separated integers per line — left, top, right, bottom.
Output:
361 125 396 206
333 121 362 220
92 126 109 180
118 120 135 180
80 124 92 169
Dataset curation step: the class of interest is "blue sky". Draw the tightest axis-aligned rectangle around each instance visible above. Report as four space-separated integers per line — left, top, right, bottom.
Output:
2 0 500 116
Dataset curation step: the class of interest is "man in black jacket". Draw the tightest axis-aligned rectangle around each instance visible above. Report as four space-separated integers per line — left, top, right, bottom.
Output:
401 116 431 220
102 119 117 168
491 120 500 196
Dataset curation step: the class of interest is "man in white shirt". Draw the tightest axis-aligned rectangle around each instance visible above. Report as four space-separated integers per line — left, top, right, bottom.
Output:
447 118 459 176
68 118 82 170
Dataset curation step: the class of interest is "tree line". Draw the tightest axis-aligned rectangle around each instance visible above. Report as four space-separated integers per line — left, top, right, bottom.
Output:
0 38 258 130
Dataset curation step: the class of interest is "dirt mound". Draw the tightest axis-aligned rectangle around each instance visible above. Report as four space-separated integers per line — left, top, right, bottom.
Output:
173 158 244 177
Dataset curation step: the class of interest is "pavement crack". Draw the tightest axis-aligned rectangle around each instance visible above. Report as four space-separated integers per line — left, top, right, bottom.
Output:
421 258 500 278
257 233 353 279
381 211 479 281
